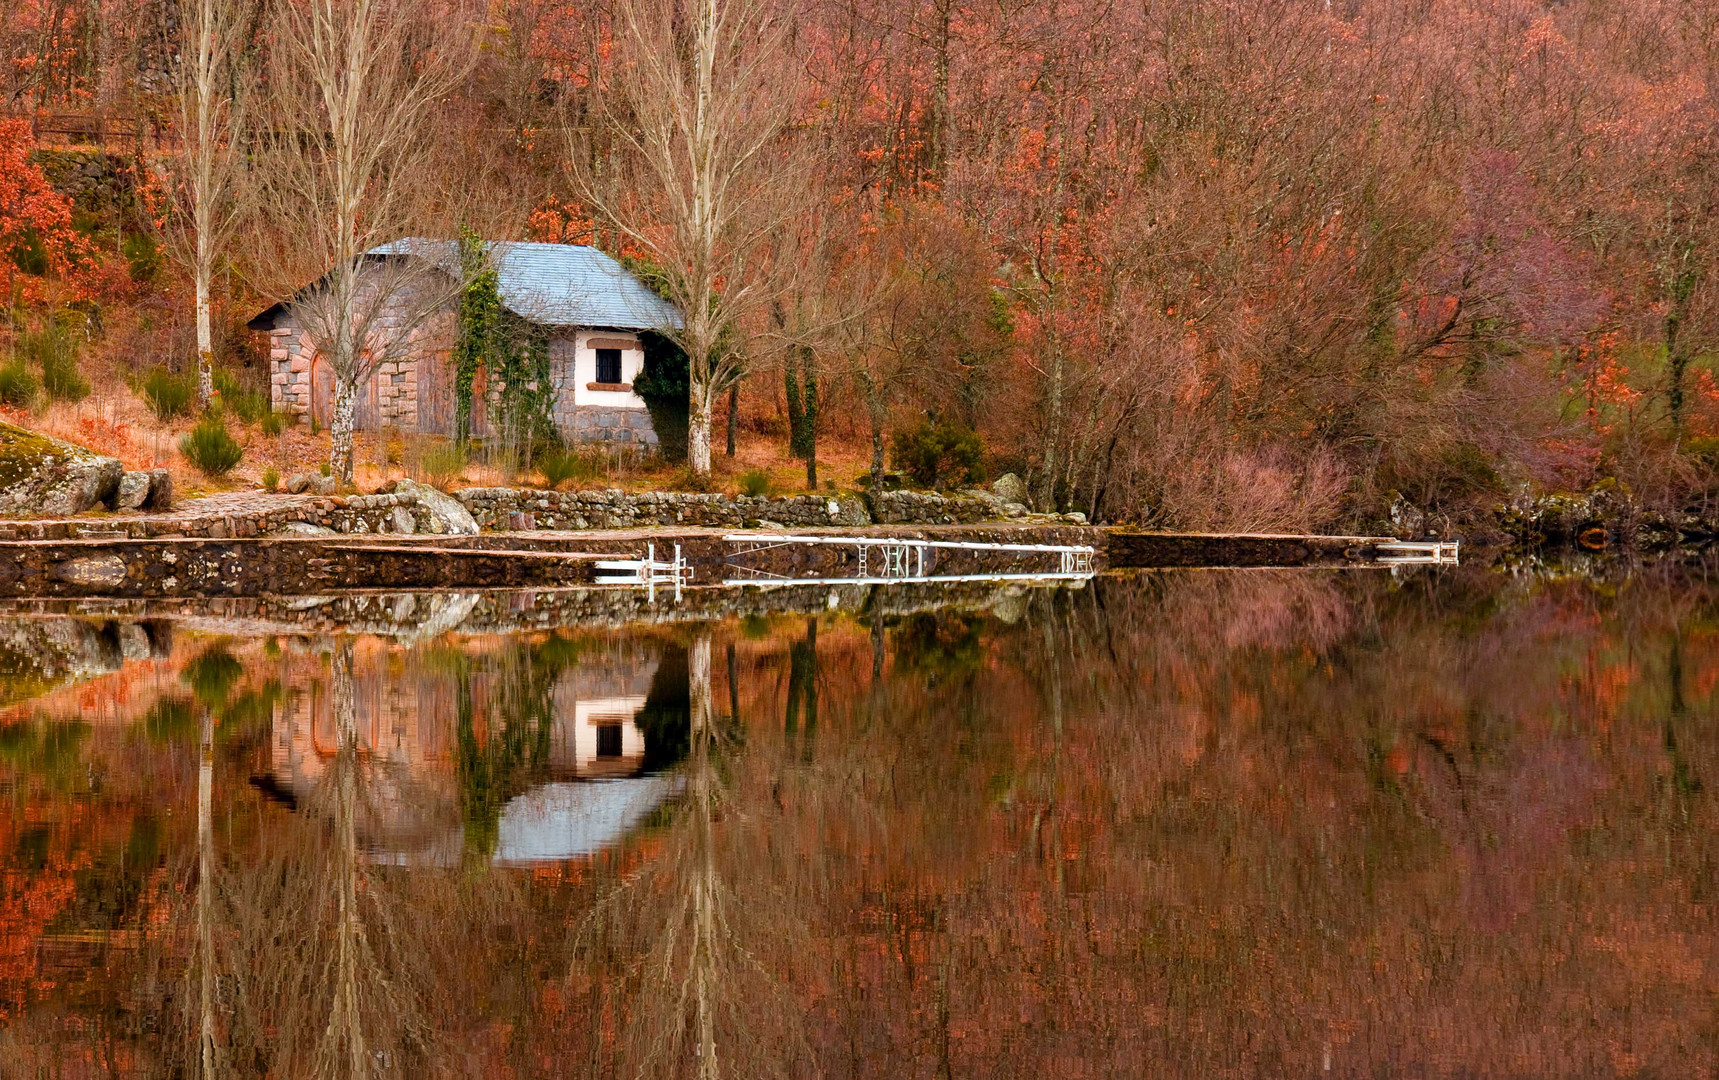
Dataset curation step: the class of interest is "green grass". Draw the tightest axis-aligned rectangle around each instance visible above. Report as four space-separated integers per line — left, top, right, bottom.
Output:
737 467 772 497
538 445 600 488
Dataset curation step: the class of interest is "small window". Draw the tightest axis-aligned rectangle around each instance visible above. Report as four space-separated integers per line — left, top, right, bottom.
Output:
595 348 622 384
596 724 623 758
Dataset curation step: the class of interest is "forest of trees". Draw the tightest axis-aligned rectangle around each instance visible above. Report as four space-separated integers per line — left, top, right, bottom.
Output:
3 0 1718 524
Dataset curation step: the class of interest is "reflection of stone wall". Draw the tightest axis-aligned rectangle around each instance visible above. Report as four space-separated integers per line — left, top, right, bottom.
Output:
269 644 456 788
0 617 170 707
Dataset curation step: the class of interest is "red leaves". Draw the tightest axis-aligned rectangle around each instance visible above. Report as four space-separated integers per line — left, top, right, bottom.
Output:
0 119 90 306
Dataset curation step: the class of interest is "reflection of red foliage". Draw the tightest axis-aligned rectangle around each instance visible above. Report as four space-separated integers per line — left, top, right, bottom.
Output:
0 807 90 1019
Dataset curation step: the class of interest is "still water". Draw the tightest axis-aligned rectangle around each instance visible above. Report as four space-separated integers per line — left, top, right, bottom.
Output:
0 568 1714 1077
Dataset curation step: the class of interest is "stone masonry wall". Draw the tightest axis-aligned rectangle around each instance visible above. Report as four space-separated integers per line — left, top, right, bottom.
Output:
0 492 442 541
456 487 872 530
0 485 1073 543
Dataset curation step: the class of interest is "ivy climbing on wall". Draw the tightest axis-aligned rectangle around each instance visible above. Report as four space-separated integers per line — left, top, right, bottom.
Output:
454 227 556 446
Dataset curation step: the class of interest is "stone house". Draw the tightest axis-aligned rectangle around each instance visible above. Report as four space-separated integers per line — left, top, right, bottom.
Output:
247 240 684 449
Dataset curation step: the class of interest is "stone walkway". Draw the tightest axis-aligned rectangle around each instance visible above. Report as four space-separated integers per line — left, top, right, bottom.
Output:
0 492 368 540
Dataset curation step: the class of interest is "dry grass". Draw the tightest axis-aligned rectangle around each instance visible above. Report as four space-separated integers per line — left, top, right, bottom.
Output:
5 292 884 500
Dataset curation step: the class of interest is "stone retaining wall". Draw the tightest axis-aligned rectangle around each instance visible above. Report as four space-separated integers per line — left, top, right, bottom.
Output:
872 489 1021 525
455 487 873 530
0 484 1077 542
0 492 436 541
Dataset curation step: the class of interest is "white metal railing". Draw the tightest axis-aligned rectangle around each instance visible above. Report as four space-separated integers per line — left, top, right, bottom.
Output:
1375 540 1461 565
594 542 688 601
722 533 1097 587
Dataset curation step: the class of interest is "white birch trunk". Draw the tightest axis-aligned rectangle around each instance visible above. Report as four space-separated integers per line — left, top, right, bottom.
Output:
330 375 358 483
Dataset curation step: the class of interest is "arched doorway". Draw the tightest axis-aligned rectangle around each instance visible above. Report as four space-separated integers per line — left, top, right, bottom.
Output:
308 351 379 430
309 353 336 429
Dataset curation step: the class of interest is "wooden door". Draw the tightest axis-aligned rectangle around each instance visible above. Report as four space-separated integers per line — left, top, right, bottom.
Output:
416 349 455 434
311 351 379 430
309 354 335 429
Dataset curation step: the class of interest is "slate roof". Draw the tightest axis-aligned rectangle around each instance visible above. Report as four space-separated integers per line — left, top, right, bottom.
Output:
247 238 683 332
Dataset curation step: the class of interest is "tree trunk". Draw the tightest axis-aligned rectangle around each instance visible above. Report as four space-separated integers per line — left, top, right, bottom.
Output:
1668 291 1692 444
688 391 714 475
862 368 887 491
804 353 818 489
330 376 358 483
195 252 214 408
725 386 738 457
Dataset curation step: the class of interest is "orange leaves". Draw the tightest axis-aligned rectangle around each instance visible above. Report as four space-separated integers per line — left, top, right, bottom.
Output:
0 119 90 306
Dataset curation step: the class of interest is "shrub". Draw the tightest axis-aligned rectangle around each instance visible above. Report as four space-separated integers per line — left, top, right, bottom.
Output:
737 467 772 497
20 322 89 402
538 445 599 489
262 465 280 492
260 411 286 436
0 363 38 408
180 414 243 477
213 367 270 424
122 232 163 283
141 368 195 423
669 466 713 493
416 439 468 490
890 418 983 488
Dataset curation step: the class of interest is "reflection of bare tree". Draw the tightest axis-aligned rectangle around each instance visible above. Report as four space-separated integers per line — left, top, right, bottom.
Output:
238 640 431 1080
572 630 811 1080
195 708 216 1078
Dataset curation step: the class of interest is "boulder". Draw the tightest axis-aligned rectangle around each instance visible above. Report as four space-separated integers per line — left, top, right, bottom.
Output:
271 521 335 537
991 472 1029 505
114 471 151 511
390 505 417 535
0 420 123 517
285 472 314 495
393 478 480 535
144 468 173 511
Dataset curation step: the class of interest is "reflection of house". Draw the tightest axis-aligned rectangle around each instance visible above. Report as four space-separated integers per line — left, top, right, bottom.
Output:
551 656 655 779
261 638 683 864
493 776 682 865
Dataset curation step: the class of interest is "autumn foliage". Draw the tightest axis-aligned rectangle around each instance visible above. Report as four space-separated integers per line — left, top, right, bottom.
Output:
4 0 1719 523
0 119 87 306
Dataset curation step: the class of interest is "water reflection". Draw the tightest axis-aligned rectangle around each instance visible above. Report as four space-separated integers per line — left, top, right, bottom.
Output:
0 568 1714 1076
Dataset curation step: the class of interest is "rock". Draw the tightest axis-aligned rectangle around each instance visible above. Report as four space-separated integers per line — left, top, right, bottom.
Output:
144 468 173 511
0 420 123 517
309 475 340 496
53 554 128 589
114 471 151 511
992 472 1028 504
390 505 417 535
393 478 480 535
271 521 335 537
1062 511 1088 525
285 472 314 495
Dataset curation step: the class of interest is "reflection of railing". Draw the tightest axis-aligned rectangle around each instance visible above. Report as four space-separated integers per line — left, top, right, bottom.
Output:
1375 540 1461 565
722 534 1097 587
594 542 688 601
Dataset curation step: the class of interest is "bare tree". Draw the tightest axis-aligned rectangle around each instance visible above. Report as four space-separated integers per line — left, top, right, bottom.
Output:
248 0 480 482
161 0 257 407
565 0 813 475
